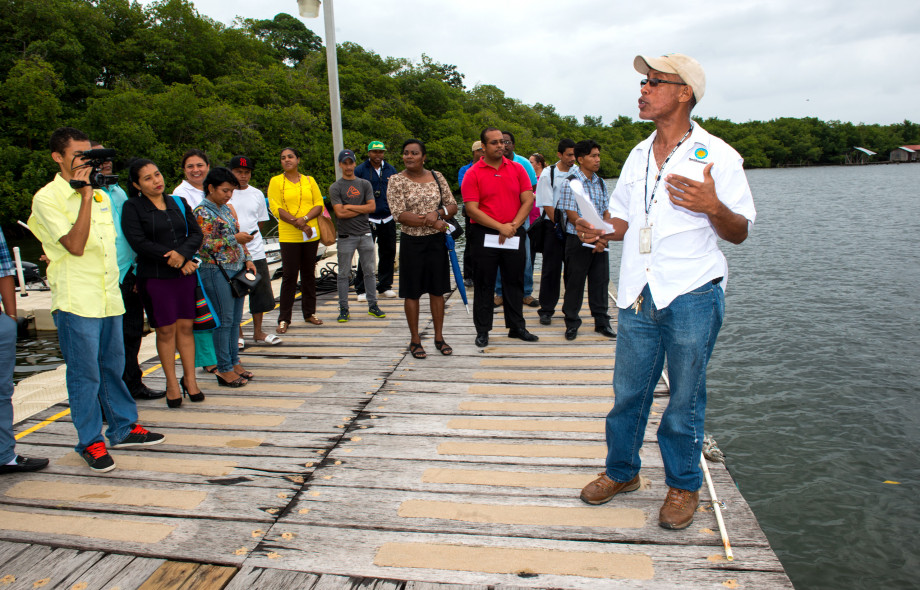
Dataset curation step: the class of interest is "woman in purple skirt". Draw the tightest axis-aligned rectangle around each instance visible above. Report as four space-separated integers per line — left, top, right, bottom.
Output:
122 159 204 407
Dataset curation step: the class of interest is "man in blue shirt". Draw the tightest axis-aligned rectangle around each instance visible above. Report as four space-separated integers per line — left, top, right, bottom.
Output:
556 140 616 341
0 227 49 474
96 144 165 401
354 140 398 300
458 140 484 285
495 131 539 308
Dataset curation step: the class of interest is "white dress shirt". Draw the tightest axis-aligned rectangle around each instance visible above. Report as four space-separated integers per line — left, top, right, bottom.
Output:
608 124 756 310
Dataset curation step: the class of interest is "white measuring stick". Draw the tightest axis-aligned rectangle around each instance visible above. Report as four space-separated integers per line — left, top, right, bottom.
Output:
701 452 733 560
12 247 28 298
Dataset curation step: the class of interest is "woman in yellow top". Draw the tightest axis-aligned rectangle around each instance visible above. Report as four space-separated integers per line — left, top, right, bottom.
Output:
267 147 325 332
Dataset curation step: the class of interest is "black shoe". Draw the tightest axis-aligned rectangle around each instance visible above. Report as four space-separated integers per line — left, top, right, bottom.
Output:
565 328 578 341
180 376 205 402
110 424 166 448
81 442 115 473
475 333 489 347
130 384 166 400
538 314 552 326
0 455 49 474
595 326 617 339
508 328 539 342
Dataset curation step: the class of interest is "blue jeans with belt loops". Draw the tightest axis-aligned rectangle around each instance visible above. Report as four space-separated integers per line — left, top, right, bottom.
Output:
604 280 724 491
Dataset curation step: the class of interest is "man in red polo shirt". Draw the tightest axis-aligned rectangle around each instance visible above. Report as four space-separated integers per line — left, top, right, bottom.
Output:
462 127 539 348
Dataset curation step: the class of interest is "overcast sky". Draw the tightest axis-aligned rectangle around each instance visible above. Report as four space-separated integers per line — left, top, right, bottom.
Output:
161 0 918 126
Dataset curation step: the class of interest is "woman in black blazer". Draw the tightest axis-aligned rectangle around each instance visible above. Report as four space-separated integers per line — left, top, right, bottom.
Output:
121 159 204 408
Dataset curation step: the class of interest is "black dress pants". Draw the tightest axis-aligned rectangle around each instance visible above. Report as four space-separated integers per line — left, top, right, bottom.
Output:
120 275 144 393
562 234 611 330
470 224 527 334
538 224 567 318
355 218 396 293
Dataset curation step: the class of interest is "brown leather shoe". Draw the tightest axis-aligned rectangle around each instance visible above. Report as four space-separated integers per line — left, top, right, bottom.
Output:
493 295 503 308
580 473 641 505
658 487 700 530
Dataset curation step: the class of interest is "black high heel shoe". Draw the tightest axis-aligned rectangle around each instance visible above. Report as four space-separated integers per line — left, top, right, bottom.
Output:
180 375 205 402
166 390 182 408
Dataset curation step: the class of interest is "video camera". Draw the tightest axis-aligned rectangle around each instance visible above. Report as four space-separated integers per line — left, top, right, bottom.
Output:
70 148 119 190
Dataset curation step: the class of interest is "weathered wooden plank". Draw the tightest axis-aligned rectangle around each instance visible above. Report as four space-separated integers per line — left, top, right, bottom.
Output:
279 485 769 548
0 473 293 522
404 582 488 590
324 434 663 468
386 368 614 385
56 552 142 590
356 396 616 418
176 563 238 590
0 505 266 566
137 561 200 590
0 539 29 569
243 525 792 589
224 566 321 590
0 546 100 590
101 556 168 590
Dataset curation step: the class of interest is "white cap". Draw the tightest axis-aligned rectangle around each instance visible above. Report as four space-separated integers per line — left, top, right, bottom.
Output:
634 53 706 102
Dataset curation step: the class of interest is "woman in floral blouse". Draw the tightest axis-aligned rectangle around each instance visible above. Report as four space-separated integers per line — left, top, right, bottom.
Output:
195 167 257 388
387 139 458 359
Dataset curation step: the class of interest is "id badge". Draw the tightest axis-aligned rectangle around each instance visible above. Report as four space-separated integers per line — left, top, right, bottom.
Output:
639 226 652 254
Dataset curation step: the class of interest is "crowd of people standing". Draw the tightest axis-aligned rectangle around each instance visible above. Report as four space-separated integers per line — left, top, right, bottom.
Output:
4 53 758 538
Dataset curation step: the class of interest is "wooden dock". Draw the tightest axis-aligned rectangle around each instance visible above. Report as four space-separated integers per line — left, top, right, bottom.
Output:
1 275 793 589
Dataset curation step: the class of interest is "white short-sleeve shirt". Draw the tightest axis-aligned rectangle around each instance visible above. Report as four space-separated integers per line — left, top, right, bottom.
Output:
229 186 270 260
535 163 579 209
172 180 205 209
608 124 756 310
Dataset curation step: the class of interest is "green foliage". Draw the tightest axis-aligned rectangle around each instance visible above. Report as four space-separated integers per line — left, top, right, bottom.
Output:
0 0 916 228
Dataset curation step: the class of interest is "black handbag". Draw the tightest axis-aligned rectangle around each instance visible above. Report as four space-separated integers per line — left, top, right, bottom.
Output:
528 213 550 252
220 264 261 299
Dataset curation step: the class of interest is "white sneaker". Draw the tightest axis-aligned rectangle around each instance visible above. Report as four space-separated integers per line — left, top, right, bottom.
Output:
383 290 397 298
357 293 367 302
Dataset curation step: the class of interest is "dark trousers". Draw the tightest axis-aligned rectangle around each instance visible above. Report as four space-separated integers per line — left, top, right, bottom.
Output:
470 224 527 334
279 241 319 323
120 276 144 393
538 225 567 318
562 234 611 330
355 218 396 293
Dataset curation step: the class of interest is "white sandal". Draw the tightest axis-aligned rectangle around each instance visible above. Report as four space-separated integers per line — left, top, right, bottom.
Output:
257 333 283 345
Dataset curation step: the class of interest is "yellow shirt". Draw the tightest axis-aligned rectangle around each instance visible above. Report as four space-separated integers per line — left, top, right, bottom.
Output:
28 174 125 317
267 174 324 243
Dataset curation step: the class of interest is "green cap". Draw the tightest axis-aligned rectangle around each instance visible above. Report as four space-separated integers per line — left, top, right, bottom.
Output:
367 140 385 151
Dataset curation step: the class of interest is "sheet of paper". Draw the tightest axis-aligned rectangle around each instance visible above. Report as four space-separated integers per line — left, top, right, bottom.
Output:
569 179 614 233
483 234 520 250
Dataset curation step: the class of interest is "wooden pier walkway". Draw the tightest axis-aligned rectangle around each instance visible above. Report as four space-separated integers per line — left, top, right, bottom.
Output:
1 274 793 589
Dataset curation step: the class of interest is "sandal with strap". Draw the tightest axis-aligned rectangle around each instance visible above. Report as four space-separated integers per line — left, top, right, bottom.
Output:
409 342 427 359
434 340 453 356
203 366 218 374
277 320 289 334
306 315 323 325
236 370 254 380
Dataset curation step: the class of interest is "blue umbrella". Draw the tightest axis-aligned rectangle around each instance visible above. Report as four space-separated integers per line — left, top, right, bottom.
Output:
445 232 469 314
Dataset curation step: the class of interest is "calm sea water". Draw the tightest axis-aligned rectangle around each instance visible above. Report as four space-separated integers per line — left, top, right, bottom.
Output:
609 164 920 589
10 165 919 587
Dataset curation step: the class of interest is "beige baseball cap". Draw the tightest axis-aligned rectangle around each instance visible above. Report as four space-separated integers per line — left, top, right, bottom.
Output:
634 53 705 102
471 141 483 151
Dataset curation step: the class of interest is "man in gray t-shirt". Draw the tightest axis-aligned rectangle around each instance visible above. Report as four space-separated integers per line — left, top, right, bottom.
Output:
329 149 386 322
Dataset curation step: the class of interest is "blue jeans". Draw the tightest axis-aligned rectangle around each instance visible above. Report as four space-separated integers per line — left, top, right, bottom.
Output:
337 234 377 307
0 314 17 463
53 311 138 454
605 281 724 491
496 217 533 297
199 266 243 373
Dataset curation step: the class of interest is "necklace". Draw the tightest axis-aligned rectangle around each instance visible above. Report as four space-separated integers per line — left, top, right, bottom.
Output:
280 174 308 218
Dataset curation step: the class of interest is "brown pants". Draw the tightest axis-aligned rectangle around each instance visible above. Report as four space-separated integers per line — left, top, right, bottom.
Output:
278 241 319 323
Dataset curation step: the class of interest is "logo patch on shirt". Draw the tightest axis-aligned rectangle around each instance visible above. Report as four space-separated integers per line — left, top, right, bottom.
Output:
690 147 709 163
346 186 362 198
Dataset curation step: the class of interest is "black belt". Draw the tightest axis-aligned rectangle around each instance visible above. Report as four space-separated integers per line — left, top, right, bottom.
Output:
712 277 723 285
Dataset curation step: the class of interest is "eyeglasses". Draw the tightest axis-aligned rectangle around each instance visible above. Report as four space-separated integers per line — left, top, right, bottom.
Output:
640 78 687 88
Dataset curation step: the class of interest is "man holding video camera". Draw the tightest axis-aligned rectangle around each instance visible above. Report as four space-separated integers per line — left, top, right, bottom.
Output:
28 127 165 473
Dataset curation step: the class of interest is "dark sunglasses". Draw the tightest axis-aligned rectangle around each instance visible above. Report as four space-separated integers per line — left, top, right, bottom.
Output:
640 78 687 88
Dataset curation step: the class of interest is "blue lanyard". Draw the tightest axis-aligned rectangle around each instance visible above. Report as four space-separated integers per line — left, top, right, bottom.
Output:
644 125 693 219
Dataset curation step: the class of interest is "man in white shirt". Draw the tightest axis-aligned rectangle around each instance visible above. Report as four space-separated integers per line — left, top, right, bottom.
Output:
576 54 756 531
229 156 281 346
535 138 576 325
